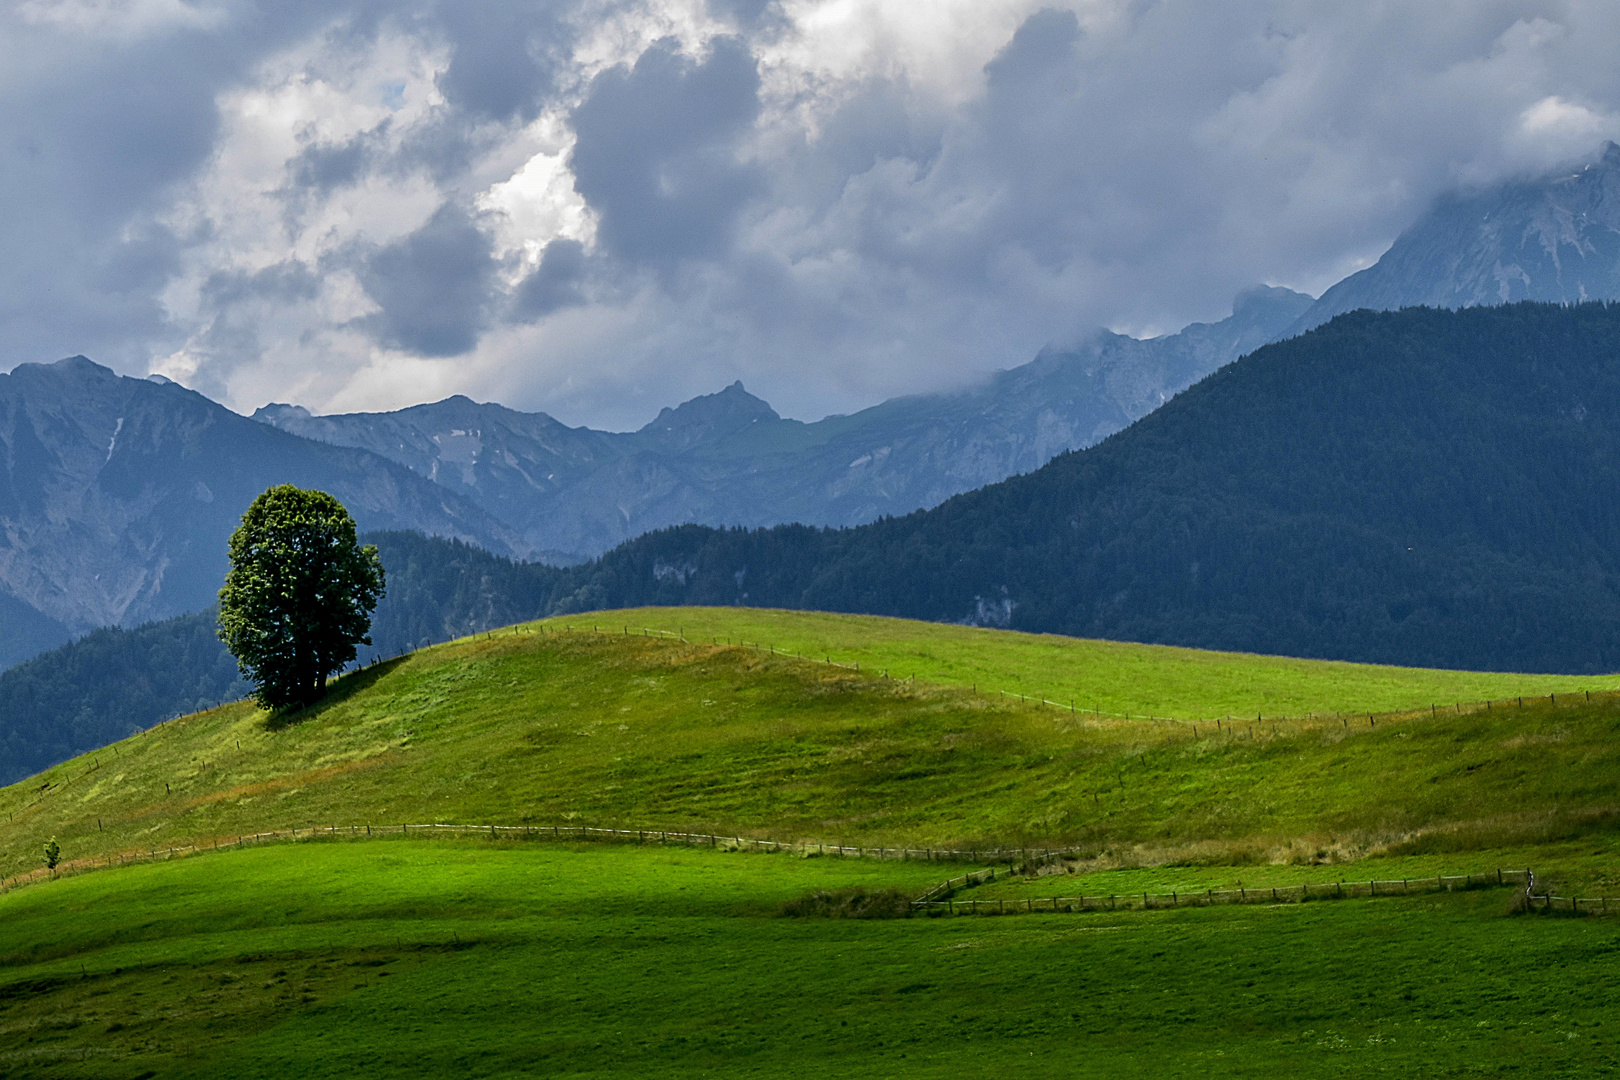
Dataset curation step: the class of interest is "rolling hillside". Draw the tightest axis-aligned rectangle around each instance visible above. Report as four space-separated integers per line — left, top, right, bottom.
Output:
8 842 1616 1078
0 531 572 785
5 610 1618 882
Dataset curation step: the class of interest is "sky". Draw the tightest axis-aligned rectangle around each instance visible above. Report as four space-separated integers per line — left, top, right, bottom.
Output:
3 1 1620 430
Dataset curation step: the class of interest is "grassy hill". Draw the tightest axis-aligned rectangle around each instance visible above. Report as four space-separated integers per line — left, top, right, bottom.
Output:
2 607 1619 1076
4 608 1618 884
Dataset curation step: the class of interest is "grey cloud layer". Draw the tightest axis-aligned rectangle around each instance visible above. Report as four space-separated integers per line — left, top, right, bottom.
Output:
4 2 1619 428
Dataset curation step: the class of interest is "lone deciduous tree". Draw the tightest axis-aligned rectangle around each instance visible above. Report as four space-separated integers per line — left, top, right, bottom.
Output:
217 486 385 710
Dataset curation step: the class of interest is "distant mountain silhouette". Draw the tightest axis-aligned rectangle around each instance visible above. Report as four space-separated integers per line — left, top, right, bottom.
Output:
15 302 1620 782
256 285 1313 560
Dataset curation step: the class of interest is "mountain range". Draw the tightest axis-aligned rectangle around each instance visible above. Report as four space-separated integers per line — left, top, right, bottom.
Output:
549 301 1620 674
252 143 1620 563
7 143 1620 674
13 298 1620 783
254 284 1313 562
1288 141 1620 333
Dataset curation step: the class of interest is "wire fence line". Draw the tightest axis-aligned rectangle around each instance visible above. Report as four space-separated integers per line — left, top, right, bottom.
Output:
4 820 1615 922
912 869 1550 916
0 819 1056 896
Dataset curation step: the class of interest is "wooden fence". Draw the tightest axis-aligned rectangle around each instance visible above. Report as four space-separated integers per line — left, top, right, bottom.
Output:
5 821 1615 921
911 869 1546 916
0 820 1056 896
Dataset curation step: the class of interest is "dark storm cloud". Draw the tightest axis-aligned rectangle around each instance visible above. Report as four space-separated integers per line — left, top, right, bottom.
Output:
433 0 572 124
569 36 764 266
984 6 1081 92
289 127 382 193
203 263 324 309
0 3 340 372
513 239 589 321
362 204 498 356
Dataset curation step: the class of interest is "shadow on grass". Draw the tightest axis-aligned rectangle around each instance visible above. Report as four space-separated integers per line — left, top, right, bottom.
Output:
261 659 406 733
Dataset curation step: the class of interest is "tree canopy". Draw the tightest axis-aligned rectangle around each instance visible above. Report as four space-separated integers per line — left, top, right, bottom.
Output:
217 486 385 710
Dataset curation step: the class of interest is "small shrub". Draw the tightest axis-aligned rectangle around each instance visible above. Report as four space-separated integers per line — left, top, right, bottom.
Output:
780 887 914 919
42 837 60 870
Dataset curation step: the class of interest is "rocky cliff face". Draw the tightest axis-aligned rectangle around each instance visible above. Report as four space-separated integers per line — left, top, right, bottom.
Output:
0 357 520 668
1288 142 1620 335
256 286 1313 560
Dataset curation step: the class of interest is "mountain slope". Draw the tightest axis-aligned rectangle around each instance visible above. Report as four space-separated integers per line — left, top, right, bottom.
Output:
548 302 1620 673
255 287 1312 559
0 357 522 667
1289 142 1620 334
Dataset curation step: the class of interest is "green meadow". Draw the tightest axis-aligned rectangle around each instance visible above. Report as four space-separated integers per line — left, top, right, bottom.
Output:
1 842 1617 1078
1 608 1618 1076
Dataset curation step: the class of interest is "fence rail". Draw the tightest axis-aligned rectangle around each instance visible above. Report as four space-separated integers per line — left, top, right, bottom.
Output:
912 870 1549 915
5 821 1614 921
0 820 1047 896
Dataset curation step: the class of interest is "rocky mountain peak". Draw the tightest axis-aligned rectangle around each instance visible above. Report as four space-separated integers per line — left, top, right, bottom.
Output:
1285 142 1620 336
637 381 780 450
252 402 313 424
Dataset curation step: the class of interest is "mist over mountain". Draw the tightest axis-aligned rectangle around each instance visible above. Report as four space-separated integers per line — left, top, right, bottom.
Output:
0 357 522 669
246 143 1620 566
548 302 1620 675
256 285 1312 561
1287 142 1620 335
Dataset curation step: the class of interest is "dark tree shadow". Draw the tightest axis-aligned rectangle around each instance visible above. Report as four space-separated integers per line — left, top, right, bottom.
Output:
261 658 406 732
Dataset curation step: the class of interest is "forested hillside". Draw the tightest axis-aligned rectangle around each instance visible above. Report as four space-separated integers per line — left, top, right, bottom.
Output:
548 302 1620 673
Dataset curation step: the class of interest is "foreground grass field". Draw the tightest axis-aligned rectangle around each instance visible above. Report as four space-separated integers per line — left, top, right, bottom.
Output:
0 842 1615 1078
4 612 1619 882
